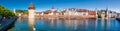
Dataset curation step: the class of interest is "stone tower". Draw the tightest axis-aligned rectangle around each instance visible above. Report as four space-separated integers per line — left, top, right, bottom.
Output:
28 3 35 18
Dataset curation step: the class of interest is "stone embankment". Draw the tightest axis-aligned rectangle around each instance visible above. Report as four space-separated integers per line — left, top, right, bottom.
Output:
39 15 96 19
0 17 17 31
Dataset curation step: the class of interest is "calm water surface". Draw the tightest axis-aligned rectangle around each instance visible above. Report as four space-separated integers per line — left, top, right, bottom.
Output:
8 17 120 31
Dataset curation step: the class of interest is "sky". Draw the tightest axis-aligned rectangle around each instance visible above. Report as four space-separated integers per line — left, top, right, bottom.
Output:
0 0 120 12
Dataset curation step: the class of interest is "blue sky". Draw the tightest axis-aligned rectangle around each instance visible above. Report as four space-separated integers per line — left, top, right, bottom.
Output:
0 0 120 12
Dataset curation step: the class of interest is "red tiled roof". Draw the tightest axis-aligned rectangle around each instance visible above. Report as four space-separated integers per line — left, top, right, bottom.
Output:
77 9 88 12
28 3 35 9
77 9 96 15
44 10 52 14
88 11 96 15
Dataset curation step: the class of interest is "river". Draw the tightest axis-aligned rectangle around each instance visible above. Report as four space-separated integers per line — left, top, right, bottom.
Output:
8 17 120 31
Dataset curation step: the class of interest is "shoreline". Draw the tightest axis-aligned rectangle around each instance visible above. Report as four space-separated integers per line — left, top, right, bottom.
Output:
39 15 97 19
0 17 17 31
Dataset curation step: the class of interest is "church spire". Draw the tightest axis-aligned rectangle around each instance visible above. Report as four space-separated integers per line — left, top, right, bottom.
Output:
106 7 108 11
28 2 35 9
52 5 54 9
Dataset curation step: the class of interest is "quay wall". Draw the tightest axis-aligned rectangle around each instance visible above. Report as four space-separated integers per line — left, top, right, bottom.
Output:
0 17 17 31
39 15 96 19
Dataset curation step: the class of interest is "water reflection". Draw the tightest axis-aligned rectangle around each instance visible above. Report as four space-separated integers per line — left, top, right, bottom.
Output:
95 19 120 31
28 18 35 31
35 18 120 31
8 17 120 31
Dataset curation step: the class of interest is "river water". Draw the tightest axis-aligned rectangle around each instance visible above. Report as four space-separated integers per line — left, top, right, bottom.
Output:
8 17 120 31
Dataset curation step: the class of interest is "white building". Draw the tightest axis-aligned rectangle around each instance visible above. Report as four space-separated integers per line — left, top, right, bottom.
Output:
63 8 88 16
109 11 117 18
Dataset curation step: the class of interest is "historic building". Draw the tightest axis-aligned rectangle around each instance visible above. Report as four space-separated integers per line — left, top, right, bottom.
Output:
63 8 96 16
42 8 97 18
109 11 117 18
35 12 41 16
63 8 79 15
48 6 55 15
117 13 120 18
99 8 117 18
28 3 35 18
77 9 89 16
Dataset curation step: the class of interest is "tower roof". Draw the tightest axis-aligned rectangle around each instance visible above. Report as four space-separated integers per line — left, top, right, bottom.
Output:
52 5 54 9
28 3 35 9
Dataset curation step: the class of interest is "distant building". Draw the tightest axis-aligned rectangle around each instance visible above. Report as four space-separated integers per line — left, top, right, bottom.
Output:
117 13 120 17
99 9 109 19
63 8 97 16
63 8 80 15
48 6 55 15
35 12 41 16
44 10 52 14
77 9 88 16
54 10 63 15
40 8 97 18
98 8 117 19
109 11 117 18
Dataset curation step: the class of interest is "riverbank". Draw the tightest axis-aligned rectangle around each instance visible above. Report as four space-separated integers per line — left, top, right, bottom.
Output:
39 15 97 19
0 17 17 31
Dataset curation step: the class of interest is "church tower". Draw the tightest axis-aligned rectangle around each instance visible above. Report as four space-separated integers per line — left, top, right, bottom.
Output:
28 3 35 18
51 6 54 15
105 8 109 19
49 5 55 15
52 5 55 13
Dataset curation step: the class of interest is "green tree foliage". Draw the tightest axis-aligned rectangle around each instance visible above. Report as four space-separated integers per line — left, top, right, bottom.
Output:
97 13 101 18
0 5 16 17
16 10 28 14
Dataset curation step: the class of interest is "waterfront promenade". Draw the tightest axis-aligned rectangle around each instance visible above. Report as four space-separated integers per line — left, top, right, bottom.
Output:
0 17 17 31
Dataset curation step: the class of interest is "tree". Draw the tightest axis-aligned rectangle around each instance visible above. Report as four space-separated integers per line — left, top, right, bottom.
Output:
0 5 16 19
97 13 101 18
16 10 28 14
